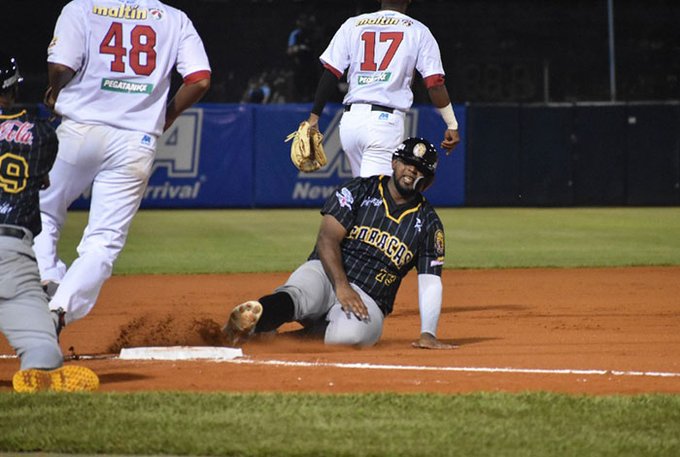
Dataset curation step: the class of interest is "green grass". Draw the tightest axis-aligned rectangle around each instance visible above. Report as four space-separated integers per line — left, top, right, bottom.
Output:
1 392 679 456
3 207 679 455
55 207 680 274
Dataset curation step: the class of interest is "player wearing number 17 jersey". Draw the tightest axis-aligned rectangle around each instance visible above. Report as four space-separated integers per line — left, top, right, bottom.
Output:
304 0 460 178
34 0 211 333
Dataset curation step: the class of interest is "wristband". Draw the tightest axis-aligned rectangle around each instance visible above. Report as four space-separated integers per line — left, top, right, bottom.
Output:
437 103 458 130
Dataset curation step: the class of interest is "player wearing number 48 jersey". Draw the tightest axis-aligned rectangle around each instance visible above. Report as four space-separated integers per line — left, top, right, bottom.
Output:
224 138 455 350
34 0 211 333
303 0 460 178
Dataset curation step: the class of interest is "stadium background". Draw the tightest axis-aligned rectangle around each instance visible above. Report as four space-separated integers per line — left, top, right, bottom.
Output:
5 0 680 208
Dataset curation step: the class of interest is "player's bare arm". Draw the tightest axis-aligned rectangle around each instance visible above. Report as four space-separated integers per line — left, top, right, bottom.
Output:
427 84 460 154
45 63 76 112
164 75 211 132
316 215 370 321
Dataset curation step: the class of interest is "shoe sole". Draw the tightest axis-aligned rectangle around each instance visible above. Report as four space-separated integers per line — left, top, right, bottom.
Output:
13 365 100 393
223 300 263 347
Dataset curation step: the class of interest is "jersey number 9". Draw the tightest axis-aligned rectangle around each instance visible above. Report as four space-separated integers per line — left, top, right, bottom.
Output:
0 152 29 194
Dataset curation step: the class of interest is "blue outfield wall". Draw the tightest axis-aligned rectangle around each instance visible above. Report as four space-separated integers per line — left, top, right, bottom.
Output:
70 103 467 209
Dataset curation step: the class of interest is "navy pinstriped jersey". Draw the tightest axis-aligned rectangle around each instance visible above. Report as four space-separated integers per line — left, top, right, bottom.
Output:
309 175 445 315
0 110 58 236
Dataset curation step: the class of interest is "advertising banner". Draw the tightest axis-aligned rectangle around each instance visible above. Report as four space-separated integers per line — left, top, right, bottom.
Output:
254 103 466 207
69 103 466 209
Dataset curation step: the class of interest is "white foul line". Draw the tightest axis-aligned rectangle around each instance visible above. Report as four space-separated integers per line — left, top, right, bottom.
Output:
226 358 680 378
2 353 679 378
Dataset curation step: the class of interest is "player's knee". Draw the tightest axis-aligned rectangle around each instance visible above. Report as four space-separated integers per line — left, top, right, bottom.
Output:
325 326 380 347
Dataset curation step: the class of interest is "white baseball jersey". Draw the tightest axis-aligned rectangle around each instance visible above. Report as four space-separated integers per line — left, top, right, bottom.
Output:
320 10 444 112
48 0 210 136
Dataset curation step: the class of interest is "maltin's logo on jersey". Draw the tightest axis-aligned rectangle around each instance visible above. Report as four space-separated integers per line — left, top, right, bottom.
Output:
357 72 392 85
92 5 148 20
101 78 153 94
356 16 400 26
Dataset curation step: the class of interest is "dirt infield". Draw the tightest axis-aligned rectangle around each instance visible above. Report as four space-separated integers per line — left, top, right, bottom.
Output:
2 267 679 394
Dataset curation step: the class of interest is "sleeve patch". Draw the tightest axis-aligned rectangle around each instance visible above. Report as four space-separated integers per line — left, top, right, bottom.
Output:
335 187 354 210
434 229 445 257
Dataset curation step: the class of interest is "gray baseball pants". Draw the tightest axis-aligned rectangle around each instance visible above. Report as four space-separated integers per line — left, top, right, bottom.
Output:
0 228 63 370
276 260 384 346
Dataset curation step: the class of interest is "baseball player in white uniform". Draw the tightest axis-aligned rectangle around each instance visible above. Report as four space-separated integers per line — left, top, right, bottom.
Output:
34 0 211 333
304 0 460 177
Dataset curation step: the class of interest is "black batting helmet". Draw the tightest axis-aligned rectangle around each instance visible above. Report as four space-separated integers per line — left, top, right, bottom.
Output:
392 137 438 190
393 137 438 175
0 52 23 94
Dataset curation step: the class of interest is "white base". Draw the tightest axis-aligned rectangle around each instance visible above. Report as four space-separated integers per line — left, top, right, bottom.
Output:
119 346 243 361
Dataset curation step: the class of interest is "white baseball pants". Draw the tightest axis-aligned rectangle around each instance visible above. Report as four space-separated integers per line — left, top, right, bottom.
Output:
34 119 155 324
339 103 405 178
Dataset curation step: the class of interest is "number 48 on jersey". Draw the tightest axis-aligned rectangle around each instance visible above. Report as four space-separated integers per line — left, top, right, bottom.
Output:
100 22 157 76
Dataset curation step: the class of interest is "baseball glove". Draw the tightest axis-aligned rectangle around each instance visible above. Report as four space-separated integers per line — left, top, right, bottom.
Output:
285 121 327 172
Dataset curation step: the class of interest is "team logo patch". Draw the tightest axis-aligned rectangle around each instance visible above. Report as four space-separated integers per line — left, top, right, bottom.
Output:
336 187 354 210
434 229 445 257
413 143 427 158
149 8 164 20
379 113 389 121
141 135 152 146
48 36 58 50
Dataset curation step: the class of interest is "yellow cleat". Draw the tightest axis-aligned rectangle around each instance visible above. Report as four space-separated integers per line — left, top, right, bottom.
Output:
12 365 99 393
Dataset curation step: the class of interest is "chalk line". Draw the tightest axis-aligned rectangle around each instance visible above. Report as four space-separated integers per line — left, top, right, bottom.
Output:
2 353 679 378
225 358 680 378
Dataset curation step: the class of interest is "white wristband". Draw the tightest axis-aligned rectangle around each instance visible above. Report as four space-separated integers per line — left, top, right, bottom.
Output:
437 103 458 130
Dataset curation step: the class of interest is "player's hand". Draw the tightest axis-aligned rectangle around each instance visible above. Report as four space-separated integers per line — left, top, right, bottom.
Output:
306 113 320 132
411 332 457 349
335 283 370 321
43 86 56 110
441 129 460 155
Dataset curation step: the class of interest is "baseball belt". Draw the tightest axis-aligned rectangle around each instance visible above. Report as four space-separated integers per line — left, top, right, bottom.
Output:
0 226 28 239
344 104 395 114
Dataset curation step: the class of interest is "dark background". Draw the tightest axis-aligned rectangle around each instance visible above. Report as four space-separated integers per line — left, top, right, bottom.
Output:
6 0 680 105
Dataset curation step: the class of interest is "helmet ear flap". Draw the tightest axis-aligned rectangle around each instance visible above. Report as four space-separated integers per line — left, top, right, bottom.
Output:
415 175 435 192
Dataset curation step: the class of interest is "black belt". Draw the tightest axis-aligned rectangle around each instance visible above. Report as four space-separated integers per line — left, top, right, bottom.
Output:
344 104 394 114
0 226 27 239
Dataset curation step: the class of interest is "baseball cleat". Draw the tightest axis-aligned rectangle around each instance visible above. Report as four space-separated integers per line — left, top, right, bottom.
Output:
12 365 99 393
223 300 263 346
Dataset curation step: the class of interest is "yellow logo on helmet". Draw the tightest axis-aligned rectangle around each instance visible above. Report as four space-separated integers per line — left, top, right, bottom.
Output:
413 143 427 158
